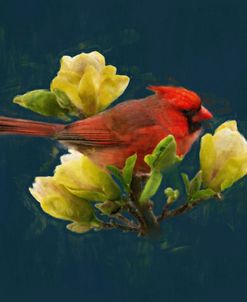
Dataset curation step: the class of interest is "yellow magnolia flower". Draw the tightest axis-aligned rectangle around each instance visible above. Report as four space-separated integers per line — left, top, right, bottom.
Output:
51 51 129 116
29 177 96 224
200 120 247 192
54 150 121 201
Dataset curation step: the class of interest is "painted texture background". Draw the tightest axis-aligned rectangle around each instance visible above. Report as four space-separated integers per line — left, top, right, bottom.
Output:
0 1 247 301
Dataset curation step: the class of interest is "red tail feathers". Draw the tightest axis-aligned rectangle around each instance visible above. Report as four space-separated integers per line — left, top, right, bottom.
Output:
0 116 64 137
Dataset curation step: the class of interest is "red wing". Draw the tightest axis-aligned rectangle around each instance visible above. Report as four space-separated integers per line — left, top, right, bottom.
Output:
57 130 124 146
56 116 126 146
56 98 162 147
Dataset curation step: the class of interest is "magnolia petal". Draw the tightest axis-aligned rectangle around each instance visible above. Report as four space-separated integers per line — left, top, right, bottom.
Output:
51 76 83 109
60 149 82 163
78 65 100 116
75 52 105 73
60 55 73 72
98 69 130 111
200 134 217 187
101 65 117 76
67 188 109 202
57 70 81 85
61 52 105 76
89 51 105 67
29 176 55 202
215 120 237 133
80 155 121 200
54 154 99 192
50 51 129 116
209 156 247 191
213 129 247 161
69 53 99 75
55 151 120 201
40 195 94 222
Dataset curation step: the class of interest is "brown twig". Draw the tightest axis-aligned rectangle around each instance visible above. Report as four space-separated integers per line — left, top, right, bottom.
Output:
158 192 221 222
157 203 170 221
101 220 139 233
111 213 138 228
165 199 207 219
125 201 146 229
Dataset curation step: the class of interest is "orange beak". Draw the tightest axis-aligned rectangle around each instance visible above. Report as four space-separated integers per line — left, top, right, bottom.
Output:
192 106 213 122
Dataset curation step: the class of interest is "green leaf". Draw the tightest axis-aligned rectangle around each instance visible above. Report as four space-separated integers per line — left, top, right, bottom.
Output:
181 173 190 195
106 165 124 185
189 171 202 195
190 188 216 202
164 187 180 204
66 221 92 234
95 201 122 215
53 89 79 116
144 135 181 172
164 187 180 205
53 89 72 108
139 171 163 203
164 187 174 197
122 154 137 188
13 89 70 120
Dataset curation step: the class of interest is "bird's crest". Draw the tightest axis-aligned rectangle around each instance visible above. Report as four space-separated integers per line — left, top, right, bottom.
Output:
147 85 201 111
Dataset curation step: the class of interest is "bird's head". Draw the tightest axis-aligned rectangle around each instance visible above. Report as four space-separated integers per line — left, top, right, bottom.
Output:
148 85 213 133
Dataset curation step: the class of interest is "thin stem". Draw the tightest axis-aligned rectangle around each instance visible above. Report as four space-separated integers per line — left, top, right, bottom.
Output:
158 193 221 222
157 203 170 222
111 213 138 228
125 201 147 229
101 220 139 233
165 199 207 219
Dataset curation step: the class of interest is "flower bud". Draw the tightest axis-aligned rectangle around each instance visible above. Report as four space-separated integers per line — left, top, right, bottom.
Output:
200 120 247 192
54 150 121 201
29 177 95 223
51 51 129 116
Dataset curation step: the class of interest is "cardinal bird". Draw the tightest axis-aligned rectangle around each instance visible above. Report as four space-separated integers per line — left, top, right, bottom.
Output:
0 86 212 173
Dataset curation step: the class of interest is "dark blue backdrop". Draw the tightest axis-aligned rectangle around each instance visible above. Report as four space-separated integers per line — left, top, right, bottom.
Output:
0 1 247 301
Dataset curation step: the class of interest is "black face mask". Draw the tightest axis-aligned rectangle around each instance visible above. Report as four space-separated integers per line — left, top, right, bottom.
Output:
182 107 202 134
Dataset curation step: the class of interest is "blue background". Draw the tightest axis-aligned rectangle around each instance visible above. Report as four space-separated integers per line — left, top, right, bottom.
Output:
0 0 247 301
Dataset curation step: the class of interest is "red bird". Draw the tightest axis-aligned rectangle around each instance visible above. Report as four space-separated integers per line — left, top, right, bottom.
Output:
0 86 212 173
